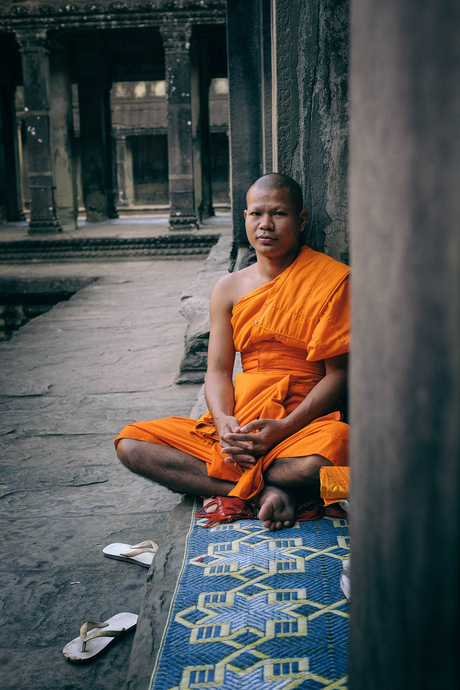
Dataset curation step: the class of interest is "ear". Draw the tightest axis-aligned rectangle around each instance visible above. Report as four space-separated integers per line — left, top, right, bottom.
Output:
244 209 248 220
299 209 308 231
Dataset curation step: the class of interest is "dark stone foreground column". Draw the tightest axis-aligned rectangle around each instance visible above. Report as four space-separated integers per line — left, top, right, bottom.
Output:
161 23 198 230
349 1 460 688
16 31 62 233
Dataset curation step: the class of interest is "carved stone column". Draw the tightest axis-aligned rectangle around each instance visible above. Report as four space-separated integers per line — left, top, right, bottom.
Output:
0 67 23 223
77 41 117 222
161 23 198 230
115 132 134 208
16 31 62 233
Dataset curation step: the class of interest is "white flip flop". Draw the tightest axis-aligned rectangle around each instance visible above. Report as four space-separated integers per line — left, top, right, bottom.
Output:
63 612 138 663
102 540 158 568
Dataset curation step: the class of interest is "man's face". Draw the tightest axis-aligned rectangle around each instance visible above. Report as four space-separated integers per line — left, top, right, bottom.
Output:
244 186 308 257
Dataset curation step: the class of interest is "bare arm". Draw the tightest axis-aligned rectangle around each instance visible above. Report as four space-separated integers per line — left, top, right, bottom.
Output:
223 353 348 460
204 277 255 468
204 276 236 426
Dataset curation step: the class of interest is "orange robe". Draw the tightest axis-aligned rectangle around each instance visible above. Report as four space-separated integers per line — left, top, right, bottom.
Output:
115 246 350 501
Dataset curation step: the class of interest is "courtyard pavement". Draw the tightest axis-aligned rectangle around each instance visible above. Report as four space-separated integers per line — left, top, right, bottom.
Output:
0 217 229 689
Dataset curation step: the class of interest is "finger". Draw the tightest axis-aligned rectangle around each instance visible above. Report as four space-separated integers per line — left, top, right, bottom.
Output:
224 454 256 466
228 459 255 470
221 444 255 456
223 434 254 449
238 420 265 433
226 432 259 444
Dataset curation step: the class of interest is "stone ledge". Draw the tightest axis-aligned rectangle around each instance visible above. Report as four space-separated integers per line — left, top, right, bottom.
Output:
0 234 219 263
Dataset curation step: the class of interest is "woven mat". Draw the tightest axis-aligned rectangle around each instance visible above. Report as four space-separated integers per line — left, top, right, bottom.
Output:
150 503 349 689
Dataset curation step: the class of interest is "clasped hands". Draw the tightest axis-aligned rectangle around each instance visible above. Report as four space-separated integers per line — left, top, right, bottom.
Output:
217 415 287 470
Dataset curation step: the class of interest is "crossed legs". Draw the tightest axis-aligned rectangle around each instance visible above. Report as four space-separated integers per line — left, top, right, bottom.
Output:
116 438 332 531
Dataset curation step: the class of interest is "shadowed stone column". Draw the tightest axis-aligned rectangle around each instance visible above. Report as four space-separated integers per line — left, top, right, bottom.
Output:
77 41 117 222
192 35 214 221
226 0 263 248
161 23 198 230
349 0 460 688
16 31 61 233
0 67 23 223
49 40 77 231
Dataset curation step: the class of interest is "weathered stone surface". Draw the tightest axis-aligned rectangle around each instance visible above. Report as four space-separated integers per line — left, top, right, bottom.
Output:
275 0 349 263
176 230 232 383
0 255 205 689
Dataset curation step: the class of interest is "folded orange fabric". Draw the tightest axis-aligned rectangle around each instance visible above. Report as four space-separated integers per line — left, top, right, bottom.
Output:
320 466 350 505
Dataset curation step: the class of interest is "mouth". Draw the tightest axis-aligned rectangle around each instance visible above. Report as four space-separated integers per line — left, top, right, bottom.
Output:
256 235 276 244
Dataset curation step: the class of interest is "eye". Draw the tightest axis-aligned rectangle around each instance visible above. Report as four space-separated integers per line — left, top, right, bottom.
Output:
274 211 287 215
250 211 261 216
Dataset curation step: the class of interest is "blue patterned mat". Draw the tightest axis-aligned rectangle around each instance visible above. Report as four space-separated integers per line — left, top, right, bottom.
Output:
150 504 349 689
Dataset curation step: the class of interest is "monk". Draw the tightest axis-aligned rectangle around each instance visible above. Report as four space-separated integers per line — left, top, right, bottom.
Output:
115 173 350 531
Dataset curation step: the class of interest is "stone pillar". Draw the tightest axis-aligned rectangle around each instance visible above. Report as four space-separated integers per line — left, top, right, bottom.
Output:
226 0 264 246
161 23 198 230
196 37 214 219
115 133 134 207
77 42 117 222
16 31 62 233
0 67 23 223
349 1 460 688
49 40 78 231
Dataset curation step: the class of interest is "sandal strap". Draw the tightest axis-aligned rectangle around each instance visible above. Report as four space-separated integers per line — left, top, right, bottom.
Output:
195 496 255 528
296 500 324 522
120 540 158 558
80 620 125 652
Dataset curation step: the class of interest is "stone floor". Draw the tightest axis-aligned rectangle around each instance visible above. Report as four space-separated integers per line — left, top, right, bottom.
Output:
0 217 229 689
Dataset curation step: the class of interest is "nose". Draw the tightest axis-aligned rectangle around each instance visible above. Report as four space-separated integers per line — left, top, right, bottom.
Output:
259 213 274 230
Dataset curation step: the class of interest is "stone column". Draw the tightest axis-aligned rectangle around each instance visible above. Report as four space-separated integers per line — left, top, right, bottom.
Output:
0 67 23 223
16 31 62 233
194 36 214 220
161 23 198 230
49 40 78 231
115 132 134 207
77 41 117 222
226 0 263 246
349 0 460 688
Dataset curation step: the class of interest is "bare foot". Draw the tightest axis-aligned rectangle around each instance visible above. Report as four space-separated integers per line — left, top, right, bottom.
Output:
202 496 217 514
256 486 297 531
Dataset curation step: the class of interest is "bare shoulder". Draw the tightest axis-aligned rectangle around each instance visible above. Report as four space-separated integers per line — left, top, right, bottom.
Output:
210 272 239 313
211 266 257 310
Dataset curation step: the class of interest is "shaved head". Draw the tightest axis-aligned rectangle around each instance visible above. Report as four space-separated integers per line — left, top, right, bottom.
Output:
247 173 304 215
